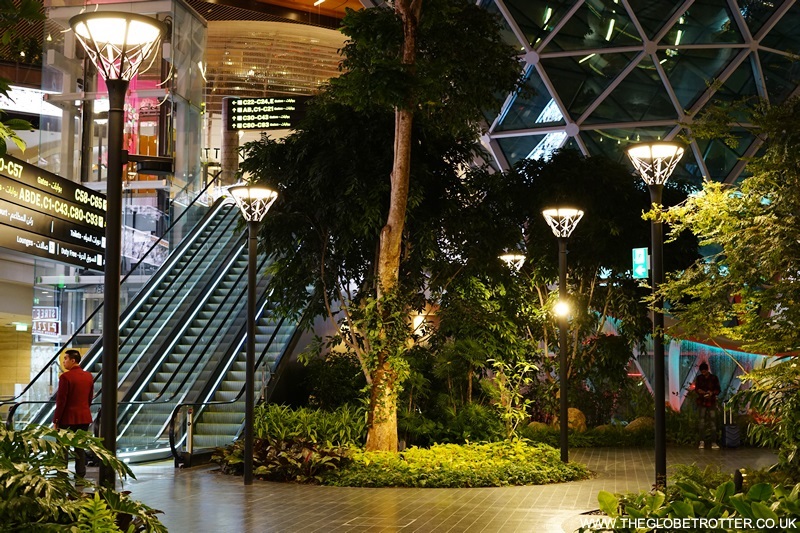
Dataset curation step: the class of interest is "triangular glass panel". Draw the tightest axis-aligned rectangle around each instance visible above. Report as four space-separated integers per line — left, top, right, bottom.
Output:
659 0 744 46
544 0 643 52
541 51 640 119
658 48 748 111
497 134 552 166
582 126 674 165
761 3 800 53
626 0 685 39
702 56 760 119
667 144 706 187
496 66 565 132
561 137 582 153
584 56 678 124
756 50 800 105
482 1 528 52
740 0 791 37
503 0 578 50
696 129 756 182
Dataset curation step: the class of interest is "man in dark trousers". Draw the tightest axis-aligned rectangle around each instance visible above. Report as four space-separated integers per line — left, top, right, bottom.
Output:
53 349 94 477
694 361 721 449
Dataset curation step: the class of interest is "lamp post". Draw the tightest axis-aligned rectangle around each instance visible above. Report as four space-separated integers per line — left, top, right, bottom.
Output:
626 142 684 489
542 207 583 463
70 11 166 488
228 181 278 485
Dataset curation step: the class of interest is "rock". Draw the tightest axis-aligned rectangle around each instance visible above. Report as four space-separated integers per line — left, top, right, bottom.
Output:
625 416 655 432
593 424 615 433
552 408 587 433
527 421 550 432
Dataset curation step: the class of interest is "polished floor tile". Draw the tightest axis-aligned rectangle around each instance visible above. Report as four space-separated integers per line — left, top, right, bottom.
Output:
122 446 777 533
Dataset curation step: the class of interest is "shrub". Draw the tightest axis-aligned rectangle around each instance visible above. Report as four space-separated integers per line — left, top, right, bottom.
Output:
324 440 591 488
215 403 367 483
398 402 505 446
0 425 165 532
580 464 800 532
254 403 367 447
520 424 653 448
213 437 351 483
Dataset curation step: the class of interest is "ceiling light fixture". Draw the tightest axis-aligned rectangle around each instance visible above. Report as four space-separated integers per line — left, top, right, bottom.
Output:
314 0 325 5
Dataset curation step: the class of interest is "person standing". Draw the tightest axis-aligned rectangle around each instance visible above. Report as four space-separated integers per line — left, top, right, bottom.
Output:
53 349 94 477
694 362 721 449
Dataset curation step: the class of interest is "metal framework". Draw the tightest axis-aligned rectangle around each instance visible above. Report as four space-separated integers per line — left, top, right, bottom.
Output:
482 0 800 184
228 183 279 222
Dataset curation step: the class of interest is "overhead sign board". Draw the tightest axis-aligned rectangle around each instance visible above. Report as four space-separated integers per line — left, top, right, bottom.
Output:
226 96 310 131
632 247 649 279
0 154 106 271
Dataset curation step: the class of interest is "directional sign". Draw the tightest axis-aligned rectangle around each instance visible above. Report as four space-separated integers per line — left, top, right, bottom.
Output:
632 247 649 279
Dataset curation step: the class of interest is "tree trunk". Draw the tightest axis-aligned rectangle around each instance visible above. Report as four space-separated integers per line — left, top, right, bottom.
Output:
366 358 398 451
366 0 422 452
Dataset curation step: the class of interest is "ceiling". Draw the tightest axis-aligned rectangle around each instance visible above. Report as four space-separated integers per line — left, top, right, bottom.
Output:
254 0 364 19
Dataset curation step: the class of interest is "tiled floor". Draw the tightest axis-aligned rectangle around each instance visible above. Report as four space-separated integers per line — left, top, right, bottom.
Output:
118 446 777 533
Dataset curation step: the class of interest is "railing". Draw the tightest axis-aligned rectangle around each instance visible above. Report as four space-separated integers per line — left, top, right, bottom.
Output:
2 170 225 428
168 310 300 466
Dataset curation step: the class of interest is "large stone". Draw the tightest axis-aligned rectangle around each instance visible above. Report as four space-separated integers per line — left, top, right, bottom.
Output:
593 424 615 433
625 416 655 432
552 407 587 433
527 421 550 432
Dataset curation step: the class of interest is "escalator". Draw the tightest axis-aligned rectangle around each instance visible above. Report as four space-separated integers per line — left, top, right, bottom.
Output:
5 196 300 462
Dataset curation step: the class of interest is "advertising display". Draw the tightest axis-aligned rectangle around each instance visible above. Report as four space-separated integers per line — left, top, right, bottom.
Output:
0 154 107 270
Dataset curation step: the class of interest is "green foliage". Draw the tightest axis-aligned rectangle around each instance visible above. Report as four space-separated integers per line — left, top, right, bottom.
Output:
0 0 41 154
733 358 800 477
215 404 366 483
253 403 367 447
213 437 351 484
303 350 367 410
482 358 538 439
0 425 165 532
582 477 800 532
325 440 591 488
520 425 654 449
398 402 504 447
660 96 800 354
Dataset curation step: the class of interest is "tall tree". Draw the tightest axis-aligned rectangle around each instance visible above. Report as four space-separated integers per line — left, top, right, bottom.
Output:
310 0 520 450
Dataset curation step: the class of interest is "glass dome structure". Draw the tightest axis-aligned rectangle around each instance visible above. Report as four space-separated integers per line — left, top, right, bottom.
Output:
479 0 800 184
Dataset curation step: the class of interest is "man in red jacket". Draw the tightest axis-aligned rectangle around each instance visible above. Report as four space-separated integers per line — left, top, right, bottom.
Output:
53 349 94 477
694 361 721 450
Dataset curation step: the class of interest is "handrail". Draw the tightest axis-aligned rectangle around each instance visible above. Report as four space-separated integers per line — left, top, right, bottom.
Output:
115 249 268 411
102 204 241 397
168 309 303 460
0 170 224 409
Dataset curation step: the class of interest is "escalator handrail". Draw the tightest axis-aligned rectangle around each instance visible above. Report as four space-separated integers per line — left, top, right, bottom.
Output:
116 250 270 409
0 170 225 409
167 310 299 458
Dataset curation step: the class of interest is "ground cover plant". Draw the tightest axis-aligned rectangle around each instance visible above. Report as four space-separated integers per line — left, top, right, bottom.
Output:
324 440 591 488
0 425 165 532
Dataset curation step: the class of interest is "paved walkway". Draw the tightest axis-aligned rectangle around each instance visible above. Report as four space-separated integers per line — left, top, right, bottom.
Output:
122 446 777 533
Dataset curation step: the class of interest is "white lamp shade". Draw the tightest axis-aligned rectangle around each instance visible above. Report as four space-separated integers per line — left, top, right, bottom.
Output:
626 142 684 186
228 183 278 222
542 208 584 238
499 253 525 271
70 12 166 81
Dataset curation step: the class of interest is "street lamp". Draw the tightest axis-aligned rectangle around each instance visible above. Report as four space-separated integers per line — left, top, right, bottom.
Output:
70 11 166 488
228 181 278 485
542 207 583 463
499 252 526 272
626 141 684 489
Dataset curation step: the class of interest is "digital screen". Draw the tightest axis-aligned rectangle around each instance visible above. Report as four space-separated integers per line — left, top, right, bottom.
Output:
226 96 310 131
0 154 107 271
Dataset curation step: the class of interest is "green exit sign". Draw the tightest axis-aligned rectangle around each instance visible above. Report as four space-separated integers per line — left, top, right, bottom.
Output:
632 247 649 279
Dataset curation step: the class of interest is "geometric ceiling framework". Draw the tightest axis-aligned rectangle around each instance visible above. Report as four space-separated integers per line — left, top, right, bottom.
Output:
479 0 800 185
